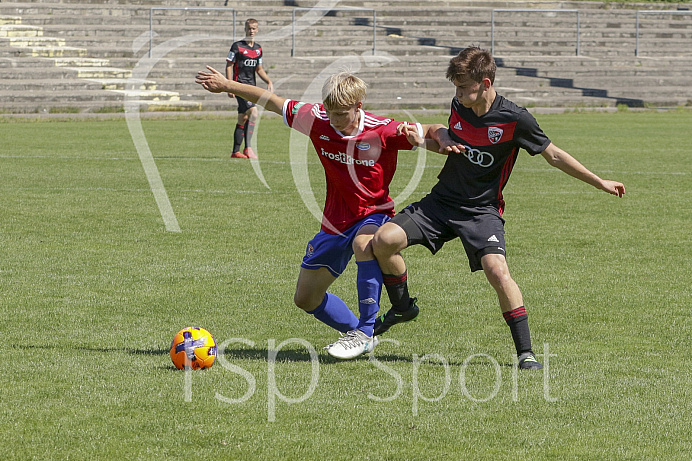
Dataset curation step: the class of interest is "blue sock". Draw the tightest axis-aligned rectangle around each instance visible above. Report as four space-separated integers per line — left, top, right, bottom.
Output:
355 260 383 337
307 293 358 333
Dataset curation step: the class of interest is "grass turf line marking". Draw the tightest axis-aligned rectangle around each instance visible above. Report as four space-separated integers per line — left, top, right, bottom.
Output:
126 109 181 233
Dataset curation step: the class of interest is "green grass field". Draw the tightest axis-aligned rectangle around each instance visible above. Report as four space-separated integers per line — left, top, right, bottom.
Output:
1 110 690 460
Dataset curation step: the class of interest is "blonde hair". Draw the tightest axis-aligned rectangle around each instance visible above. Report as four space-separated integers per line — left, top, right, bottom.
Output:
321 72 367 110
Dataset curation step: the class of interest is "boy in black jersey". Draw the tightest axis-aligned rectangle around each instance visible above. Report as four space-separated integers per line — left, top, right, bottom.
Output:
372 47 626 370
226 18 274 159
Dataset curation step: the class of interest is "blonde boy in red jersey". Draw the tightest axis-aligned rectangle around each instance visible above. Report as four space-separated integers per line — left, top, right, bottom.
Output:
196 66 439 359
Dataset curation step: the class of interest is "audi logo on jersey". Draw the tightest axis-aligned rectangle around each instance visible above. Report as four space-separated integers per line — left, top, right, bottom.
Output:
243 59 258 67
462 145 494 168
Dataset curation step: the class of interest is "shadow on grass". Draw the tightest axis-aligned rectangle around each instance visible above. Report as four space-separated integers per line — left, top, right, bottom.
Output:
14 344 516 368
222 346 412 364
223 346 515 368
12 343 169 356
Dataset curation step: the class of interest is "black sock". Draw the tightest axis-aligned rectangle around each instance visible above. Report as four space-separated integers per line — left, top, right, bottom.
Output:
503 306 533 356
383 272 410 311
245 121 255 147
233 123 244 152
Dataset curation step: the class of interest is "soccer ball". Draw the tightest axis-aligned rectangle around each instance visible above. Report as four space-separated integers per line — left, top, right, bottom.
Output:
169 326 217 370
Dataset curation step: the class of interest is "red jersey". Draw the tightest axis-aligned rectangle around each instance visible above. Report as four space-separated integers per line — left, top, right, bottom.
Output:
282 99 420 234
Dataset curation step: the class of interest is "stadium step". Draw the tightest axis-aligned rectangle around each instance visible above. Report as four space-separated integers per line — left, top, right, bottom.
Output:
0 16 22 25
1 35 64 47
0 24 43 37
83 78 158 91
66 66 133 79
1 0 692 114
0 12 195 113
53 57 112 67
7 44 87 58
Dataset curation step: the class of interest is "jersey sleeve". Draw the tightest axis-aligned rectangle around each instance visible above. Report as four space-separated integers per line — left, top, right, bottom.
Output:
383 120 423 151
226 42 238 63
515 109 551 155
282 100 316 136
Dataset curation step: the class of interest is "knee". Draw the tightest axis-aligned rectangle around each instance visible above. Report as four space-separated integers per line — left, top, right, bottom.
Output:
293 290 309 311
372 224 405 258
352 235 374 260
487 268 512 288
294 289 319 312
482 257 513 288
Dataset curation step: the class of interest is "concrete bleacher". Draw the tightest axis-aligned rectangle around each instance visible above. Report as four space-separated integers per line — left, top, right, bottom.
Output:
1 0 691 114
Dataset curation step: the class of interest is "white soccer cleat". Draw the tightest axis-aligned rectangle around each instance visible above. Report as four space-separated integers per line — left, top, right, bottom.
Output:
326 329 379 360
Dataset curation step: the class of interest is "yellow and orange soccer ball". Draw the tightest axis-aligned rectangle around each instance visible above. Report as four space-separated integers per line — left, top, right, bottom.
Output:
169 327 217 370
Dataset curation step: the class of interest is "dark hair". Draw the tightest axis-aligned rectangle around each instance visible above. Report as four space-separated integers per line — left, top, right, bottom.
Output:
446 47 496 84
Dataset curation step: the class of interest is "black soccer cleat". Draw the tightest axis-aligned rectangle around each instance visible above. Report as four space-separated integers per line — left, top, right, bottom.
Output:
373 298 419 336
518 352 543 370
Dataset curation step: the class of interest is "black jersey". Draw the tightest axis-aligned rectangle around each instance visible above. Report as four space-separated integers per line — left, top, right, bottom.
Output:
431 95 551 215
226 40 263 86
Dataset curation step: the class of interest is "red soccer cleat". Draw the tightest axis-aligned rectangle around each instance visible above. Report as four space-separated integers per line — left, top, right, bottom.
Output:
243 147 257 159
231 151 248 159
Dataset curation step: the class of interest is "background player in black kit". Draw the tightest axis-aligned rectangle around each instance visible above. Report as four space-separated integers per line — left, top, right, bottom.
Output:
226 18 274 159
372 47 626 369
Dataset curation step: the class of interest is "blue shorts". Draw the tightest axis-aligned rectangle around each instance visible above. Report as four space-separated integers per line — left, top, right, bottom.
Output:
301 214 390 277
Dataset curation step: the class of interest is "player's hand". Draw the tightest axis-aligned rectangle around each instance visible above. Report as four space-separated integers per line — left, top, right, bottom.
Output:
434 128 465 154
228 93 235 99
600 180 626 197
267 82 274 93
438 142 466 155
195 66 229 93
397 122 424 146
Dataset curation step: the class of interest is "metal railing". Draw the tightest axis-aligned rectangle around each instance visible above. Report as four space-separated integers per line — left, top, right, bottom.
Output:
291 8 377 57
636 10 692 57
491 9 581 56
149 7 236 58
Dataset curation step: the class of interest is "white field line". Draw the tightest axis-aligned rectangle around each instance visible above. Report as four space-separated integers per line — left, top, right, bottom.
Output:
125 111 181 233
1 154 687 176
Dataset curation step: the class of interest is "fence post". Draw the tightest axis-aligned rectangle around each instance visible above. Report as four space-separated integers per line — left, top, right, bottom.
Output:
635 11 640 57
373 10 377 55
576 11 580 56
149 8 153 58
491 10 495 56
291 9 296 57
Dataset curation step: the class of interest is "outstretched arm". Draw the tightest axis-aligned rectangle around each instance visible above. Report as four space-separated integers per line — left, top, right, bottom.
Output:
196 66 285 115
426 124 465 155
255 64 274 93
541 143 626 197
397 123 464 154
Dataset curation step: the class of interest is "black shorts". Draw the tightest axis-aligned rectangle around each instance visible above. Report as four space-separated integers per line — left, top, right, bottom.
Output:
236 96 256 114
391 194 507 272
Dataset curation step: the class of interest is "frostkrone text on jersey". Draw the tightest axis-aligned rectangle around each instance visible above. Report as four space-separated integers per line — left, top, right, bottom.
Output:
320 148 376 167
